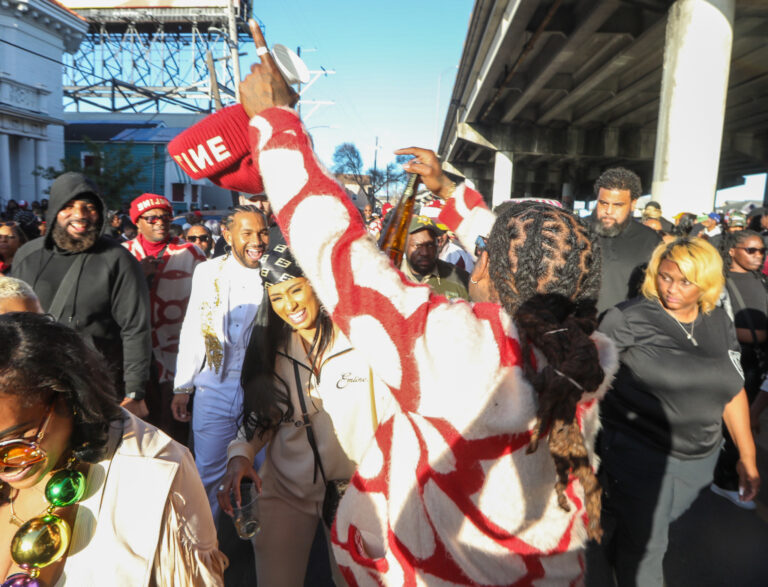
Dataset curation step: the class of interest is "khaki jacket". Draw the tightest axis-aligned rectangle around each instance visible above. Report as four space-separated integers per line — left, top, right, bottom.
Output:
60 410 227 586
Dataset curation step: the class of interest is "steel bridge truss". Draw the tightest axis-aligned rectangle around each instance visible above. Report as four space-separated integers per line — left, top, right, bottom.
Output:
63 7 251 113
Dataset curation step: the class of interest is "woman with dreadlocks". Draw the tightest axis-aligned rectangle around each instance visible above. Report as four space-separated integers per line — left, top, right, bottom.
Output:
593 237 759 586
166 43 618 585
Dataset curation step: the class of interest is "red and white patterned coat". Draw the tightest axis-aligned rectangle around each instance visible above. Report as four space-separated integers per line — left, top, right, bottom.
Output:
123 237 206 382
203 106 617 586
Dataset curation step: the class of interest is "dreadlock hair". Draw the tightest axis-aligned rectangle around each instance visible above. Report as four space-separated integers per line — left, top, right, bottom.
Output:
487 201 605 541
593 167 642 201
719 228 764 274
240 281 335 441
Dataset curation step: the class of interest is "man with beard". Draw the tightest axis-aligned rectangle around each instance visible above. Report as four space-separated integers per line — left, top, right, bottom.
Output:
11 172 151 416
123 193 207 443
592 167 661 316
400 215 469 300
171 204 269 519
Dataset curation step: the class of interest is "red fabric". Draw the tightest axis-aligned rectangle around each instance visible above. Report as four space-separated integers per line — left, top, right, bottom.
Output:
166 104 264 194
123 237 206 382
172 104 607 585
129 193 172 224
137 233 168 257
0 260 9 275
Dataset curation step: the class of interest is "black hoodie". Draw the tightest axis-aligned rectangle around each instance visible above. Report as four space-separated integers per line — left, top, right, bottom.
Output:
12 172 151 399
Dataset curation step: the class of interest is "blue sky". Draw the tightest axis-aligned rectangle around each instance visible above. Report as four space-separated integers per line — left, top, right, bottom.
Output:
248 1 473 171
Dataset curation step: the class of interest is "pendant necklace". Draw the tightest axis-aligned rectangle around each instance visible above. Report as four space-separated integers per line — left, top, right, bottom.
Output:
667 310 698 347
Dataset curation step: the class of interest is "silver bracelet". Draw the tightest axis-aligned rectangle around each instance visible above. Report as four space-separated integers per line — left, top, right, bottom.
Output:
173 386 194 395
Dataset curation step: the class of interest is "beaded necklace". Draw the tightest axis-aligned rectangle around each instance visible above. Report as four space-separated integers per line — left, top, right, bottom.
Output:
2 457 86 587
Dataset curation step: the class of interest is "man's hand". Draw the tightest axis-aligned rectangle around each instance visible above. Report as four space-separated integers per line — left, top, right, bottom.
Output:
171 393 192 422
239 20 299 118
395 147 455 200
120 397 149 419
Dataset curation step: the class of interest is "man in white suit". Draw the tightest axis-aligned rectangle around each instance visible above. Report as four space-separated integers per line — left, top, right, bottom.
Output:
172 204 269 519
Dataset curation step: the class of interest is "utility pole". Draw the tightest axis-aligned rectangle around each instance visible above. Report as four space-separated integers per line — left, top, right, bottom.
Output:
227 0 241 102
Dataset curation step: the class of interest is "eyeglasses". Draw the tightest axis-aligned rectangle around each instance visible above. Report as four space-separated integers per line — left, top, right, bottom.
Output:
140 214 171 225
474 235 488 257
737 247 766 255
0 403 54 473
187 235 210 243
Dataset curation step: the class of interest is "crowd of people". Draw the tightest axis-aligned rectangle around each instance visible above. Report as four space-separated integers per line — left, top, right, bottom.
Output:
0 32 765 587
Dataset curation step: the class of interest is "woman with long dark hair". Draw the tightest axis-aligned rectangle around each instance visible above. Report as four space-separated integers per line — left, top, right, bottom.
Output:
218 245 389 586
0 222 27 275
0 313 226 585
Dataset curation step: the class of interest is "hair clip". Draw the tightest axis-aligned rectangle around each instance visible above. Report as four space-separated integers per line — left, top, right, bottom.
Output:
544 328 568 335
553 368 584 392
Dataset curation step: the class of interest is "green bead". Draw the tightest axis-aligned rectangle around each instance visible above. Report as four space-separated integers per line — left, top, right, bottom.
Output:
10 514 71 568
44 469 85 508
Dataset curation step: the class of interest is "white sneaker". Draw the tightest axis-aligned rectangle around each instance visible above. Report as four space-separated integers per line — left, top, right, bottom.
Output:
710 483 757 510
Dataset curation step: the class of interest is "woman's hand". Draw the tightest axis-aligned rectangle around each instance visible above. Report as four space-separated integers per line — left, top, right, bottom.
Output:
736 459 761 503
217 456 262 517
394 147 456 200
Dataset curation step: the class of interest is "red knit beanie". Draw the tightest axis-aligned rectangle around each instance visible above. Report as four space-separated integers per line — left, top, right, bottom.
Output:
130 193 172 224
167 104 264 194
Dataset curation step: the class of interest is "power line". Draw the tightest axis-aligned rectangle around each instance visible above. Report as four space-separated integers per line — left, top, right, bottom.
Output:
0 38 72 67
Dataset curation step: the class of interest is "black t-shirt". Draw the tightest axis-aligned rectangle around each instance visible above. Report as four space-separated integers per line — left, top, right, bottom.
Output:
596 220 661 315
599 298 743 458
726 271 768 332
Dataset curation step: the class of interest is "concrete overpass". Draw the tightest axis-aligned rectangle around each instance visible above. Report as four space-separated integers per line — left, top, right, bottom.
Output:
438 0 768 215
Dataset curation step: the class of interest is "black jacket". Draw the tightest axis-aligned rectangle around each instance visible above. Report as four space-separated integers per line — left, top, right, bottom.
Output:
595 219 661 316
12 173 151 399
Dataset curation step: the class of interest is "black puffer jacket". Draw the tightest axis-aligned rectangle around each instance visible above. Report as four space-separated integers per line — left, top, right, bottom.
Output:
12 173 151 399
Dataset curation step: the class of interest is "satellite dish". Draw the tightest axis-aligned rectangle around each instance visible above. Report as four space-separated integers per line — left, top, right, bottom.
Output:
271 44 310 85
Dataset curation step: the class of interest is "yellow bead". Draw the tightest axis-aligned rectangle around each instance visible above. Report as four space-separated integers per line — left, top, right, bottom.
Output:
10 514 71 568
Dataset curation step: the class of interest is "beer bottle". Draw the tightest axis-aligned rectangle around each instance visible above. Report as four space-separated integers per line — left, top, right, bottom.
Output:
378 173 420 266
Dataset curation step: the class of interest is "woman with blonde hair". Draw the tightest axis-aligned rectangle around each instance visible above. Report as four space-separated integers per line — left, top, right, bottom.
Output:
593 237 759 586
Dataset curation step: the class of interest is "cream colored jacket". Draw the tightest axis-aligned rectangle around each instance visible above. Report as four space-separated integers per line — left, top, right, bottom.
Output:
58 410 227 586
228 331 394 514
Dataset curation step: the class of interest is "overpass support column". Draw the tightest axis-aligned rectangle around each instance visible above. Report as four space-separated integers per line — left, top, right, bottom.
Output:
492 150 513 208
651 0 734 216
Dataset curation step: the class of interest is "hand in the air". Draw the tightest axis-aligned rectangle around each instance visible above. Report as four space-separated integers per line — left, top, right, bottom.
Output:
239 20 299 118
395 147 456 200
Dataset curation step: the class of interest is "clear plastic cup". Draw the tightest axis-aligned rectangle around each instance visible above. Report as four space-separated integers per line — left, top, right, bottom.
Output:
231 480 261 539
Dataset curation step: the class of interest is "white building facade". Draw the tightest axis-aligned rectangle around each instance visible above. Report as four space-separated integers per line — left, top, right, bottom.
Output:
0 0 87 209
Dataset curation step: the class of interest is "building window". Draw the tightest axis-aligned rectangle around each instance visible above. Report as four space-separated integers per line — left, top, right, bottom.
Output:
171 183 185 202
81 152 100 175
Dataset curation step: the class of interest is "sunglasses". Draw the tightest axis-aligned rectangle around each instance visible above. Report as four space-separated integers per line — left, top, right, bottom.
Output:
737 247 766 255
0 221 18 228
141 214 171 225
0 403 54 473
187 235 210 243
474 235 488 257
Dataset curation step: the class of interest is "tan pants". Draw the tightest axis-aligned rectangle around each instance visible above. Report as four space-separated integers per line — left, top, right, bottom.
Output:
252 496 346 586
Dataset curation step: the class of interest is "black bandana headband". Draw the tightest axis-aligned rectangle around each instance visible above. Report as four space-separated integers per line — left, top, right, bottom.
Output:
259 243 305 287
